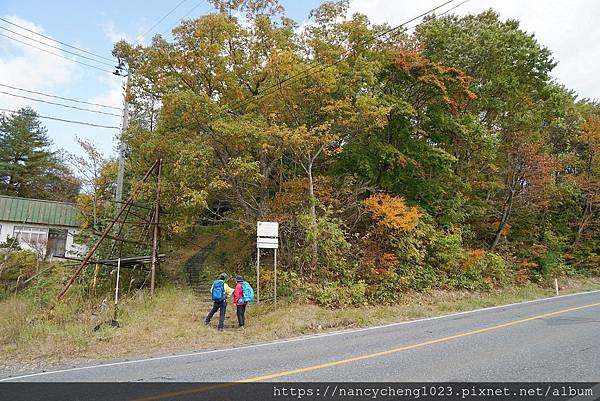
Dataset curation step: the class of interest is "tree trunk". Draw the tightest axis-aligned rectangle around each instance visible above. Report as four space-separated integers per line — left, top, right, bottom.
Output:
92 191 98 230
307 161 318 274
573 195 593 248
490 188 514 252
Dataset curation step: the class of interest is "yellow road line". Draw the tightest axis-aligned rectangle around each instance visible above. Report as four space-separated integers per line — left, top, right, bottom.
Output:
134 301 600 400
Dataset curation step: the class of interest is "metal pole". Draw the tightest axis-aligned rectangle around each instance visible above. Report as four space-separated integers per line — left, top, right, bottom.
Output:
256 248 260 304
274 248 277 305
115 74 130 207
150 159 162 296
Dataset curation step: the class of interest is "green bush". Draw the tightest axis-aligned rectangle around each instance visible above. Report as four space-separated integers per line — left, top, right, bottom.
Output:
309 281 367 308
426 231 468 275
389 218 471 290
533 231 568 279
368 271 407 303
298 205 353 280
459 252 511 290
0 250 39 281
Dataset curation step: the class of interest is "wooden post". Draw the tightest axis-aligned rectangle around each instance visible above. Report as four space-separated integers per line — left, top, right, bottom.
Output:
150 159 162 296
256 248 260 304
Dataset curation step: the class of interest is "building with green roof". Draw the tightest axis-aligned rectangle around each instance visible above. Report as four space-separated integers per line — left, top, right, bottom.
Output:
0 195 84 259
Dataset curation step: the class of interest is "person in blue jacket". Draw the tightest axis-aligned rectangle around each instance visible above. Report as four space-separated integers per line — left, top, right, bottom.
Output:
204 272 233 331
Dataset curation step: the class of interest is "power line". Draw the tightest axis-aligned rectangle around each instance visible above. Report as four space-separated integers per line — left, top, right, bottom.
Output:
228 0 458 113
0 90 123 117
0 25 117 68
0 107 120 129
139 0 189 42
0 83 122 110
162 1 205 36
0 16 114 63
405 0 472 31
0 32 115 74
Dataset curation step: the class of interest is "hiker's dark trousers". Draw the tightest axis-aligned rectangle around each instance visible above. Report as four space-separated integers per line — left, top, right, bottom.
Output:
205 301 227 329
236 303 246 327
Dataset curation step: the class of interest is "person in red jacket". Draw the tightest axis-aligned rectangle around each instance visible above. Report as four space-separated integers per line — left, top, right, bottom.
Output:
233 275 247 328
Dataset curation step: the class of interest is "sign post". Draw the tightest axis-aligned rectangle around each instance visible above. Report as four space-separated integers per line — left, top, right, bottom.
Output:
256 221 279 304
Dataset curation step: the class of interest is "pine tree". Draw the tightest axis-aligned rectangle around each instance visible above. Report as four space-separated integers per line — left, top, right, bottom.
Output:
0 107 79 201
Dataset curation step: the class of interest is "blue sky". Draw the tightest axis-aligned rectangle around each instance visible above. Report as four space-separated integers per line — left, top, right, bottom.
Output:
1 0 599 163
0 0 322 158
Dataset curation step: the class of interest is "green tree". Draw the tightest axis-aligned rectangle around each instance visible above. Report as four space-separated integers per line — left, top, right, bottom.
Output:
416 11 562 250
0 107 79 201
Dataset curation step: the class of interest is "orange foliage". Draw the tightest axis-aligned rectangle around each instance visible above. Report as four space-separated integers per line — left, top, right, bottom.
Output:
363 194 421 232
491 221 512 236
380 252 399 268
392 50 477 114
462 248 486 270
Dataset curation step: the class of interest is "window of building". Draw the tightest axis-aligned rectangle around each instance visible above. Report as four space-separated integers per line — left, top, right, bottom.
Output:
13 226 49 247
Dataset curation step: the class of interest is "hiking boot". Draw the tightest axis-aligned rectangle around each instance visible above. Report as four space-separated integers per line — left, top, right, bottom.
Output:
238 326 245 330
217 327 224 332
204 321 209 326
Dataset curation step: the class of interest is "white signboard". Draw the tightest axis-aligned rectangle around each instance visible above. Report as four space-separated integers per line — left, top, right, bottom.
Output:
257 237 278 249
257 221 279 249
255 221 280 304
257 221 279 238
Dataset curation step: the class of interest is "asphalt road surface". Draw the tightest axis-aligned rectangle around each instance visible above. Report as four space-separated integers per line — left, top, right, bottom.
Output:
2 290 600 383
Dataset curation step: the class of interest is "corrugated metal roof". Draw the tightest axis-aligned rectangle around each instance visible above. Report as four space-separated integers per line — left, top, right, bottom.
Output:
0 195 80 227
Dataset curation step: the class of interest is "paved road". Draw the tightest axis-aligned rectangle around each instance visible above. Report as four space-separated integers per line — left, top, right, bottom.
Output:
2 290 600 383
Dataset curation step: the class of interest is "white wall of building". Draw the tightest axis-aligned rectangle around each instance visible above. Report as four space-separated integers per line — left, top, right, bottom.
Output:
0 221 83 258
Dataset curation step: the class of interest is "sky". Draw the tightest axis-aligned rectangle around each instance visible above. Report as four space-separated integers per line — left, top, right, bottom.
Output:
0 0 598 162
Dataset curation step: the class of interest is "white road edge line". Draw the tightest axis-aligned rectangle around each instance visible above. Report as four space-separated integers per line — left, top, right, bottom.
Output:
2 288 599 382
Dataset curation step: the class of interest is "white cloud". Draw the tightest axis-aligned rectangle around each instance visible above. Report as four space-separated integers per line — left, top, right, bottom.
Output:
101 20 128 44
88 75 125 112
0 15 81 110
0 16 124 159
101 20 146 46
348 0 600 100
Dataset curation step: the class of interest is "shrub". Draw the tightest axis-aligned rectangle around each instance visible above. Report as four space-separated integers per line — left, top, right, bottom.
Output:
459 252 511 290
297 205 353 280
309 281 367 308
425 231 468 276
0 250 39 281
533 231 568 279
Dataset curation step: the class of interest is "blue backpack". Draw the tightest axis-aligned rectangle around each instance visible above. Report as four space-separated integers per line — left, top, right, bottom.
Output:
211 280 226 302
240 281 254 303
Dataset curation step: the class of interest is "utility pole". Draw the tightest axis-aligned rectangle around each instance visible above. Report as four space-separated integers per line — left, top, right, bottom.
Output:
150 159 162 296
114 61 130 207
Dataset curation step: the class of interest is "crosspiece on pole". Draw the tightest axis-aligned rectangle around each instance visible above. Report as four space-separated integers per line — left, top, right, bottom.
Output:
56 160 160 301
108 199 154 211
92 231 149 246
57 254 165 268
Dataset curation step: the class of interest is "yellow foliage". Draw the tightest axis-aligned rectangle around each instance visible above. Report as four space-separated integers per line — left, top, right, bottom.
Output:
363 194 421 232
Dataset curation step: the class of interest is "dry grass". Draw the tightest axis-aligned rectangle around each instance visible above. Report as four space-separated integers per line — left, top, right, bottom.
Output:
2 276 600 374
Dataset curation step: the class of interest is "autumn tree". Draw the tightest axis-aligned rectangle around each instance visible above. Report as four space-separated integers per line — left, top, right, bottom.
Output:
68 138 112 230
572 111 600 246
